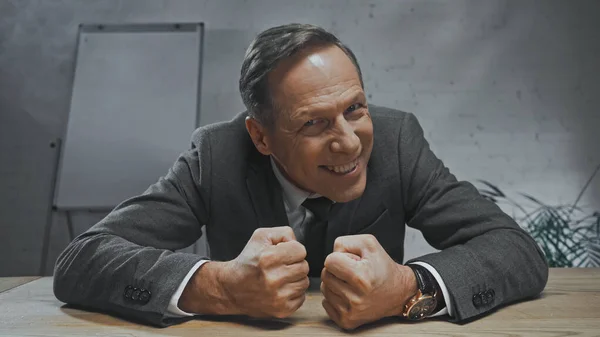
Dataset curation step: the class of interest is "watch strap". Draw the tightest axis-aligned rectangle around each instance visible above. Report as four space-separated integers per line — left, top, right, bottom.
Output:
408 264 436 295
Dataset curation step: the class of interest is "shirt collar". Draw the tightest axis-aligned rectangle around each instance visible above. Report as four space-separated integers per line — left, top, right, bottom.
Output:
270 157 319 211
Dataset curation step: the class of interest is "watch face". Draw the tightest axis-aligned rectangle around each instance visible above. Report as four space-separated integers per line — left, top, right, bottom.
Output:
407 296 437 320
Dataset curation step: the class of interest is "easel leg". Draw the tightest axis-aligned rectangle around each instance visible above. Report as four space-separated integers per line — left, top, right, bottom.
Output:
66 211 75 242
39 208 55 276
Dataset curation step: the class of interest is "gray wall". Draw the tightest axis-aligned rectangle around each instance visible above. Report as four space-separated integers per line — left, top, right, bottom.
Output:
1 0 599 276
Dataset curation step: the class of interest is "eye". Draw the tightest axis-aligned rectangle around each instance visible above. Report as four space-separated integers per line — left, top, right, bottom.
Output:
300 118 329 136
304 119 325 127
345 103 362 114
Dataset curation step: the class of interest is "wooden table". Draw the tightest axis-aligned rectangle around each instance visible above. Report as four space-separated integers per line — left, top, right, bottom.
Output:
1 268 599 336
0 277 39 294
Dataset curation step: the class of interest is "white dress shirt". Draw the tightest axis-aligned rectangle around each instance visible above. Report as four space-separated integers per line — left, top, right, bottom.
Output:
167 158 453 318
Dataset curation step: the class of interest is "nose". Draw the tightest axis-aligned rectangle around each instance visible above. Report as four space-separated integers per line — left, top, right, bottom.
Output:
329 117 361 155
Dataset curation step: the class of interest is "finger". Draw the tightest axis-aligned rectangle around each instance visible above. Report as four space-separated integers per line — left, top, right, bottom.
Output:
287 293 306 312
280 276 310 298
271 292 305 319
320 281 349 314
344 252 361 261
271 240 307 264
281 260 309 282
254 226 296 244
322 269 362 298
334 234 378 256
267 226 297 244
322 299 342 327
323 252 359 283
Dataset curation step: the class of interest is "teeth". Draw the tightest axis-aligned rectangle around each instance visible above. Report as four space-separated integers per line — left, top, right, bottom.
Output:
326 160 357 174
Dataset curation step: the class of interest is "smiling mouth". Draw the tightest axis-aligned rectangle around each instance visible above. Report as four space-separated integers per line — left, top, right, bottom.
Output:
321 158 359 174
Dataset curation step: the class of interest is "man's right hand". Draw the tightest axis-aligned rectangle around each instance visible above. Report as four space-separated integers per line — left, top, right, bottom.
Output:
179 226 310 318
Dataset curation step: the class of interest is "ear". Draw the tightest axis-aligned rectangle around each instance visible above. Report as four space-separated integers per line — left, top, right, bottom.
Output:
245 116 273 156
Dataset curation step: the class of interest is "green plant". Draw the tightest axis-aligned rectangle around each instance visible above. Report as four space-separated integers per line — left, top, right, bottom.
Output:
477 165 600 268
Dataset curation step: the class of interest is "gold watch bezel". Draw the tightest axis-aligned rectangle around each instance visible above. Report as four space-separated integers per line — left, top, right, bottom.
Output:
402 289 438 320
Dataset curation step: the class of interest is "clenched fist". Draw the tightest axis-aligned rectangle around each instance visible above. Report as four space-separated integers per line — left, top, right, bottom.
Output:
180 226 310 318
320 234 418 330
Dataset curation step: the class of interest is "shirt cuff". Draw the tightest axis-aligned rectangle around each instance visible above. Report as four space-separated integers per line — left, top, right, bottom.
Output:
166 259 210 317
409 261 453 318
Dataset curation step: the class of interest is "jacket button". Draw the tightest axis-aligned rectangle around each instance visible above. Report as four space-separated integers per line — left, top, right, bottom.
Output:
472 293 482 308
123 285 134 299
139 289 151 304
486 289 495 302
481 291 489 305
131 288 141 301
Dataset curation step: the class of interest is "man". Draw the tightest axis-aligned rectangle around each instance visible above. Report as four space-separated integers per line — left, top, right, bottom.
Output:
53 24 548 330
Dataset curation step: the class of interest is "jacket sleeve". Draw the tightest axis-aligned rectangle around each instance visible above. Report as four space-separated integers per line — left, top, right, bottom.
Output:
399 112 549 322
53 132 211 327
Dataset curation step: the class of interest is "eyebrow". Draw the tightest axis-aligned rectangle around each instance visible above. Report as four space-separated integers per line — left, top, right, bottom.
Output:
346 91 366 105
295 91 367 120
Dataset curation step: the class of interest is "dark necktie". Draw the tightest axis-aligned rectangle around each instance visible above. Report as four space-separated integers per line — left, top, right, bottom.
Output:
301 197 333 277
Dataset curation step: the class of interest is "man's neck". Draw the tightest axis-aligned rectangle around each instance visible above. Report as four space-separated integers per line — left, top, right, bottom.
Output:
269 156 318 211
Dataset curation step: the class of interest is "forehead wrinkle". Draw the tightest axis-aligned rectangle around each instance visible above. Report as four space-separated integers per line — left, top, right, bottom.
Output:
298 77 356 98
294 79 359 108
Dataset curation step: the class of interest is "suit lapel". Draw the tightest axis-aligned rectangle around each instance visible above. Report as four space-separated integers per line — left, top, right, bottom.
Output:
246 150 289 229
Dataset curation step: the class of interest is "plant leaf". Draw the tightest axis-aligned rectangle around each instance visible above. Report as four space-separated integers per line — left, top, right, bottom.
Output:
519 193 547 207
477 180 505 197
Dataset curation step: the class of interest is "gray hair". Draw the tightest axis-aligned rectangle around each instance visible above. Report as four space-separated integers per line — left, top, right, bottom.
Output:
239 23 364 129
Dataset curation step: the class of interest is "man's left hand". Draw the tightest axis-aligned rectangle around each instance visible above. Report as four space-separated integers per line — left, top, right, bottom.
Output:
320 234 418 330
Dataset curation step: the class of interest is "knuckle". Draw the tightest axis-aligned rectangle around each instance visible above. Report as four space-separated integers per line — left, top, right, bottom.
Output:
286 226 295 235
323 254 333 269
253 227 266 238
348 296 363 311
263 273 278 288
258 250 274 268
365 234 378 247
333 236 345 250
274 289 286 302
257 257 268 269
348 296 359 308
281 226 295 238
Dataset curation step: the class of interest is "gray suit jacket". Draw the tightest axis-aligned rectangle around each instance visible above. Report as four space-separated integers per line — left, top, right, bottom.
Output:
53 105 548 327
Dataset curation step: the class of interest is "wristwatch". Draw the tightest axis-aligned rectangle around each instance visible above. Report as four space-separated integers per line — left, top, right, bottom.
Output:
402 264 439 320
